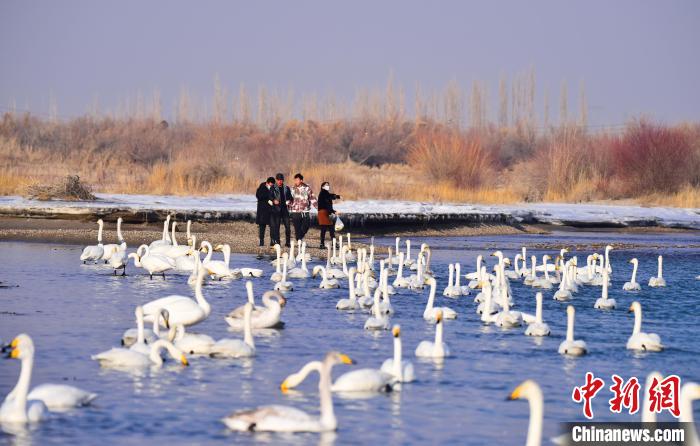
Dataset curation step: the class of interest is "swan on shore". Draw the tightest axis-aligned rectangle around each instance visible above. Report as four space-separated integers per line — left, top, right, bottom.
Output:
507 380 543 446
623 258 642 291
80 219 104 263
415 310 450 358
648 255 666 287
627 301 663 352
222 352 354 432
558 305 587 356
1 334 97 423
380 325 415 383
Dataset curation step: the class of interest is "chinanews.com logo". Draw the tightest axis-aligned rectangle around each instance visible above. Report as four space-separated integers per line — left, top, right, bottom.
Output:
560 373 693 446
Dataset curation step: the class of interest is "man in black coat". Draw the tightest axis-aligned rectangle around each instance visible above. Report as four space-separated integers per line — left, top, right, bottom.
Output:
255 177 275 246
269 173 292 247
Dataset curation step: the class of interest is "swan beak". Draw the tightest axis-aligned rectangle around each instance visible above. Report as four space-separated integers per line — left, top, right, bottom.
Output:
279 296 287 308
280 380 289 393
339 354 355 365
180 355 189 366
392 326 400 337
507 385 523 400
628 305 634 313
6 347 19 359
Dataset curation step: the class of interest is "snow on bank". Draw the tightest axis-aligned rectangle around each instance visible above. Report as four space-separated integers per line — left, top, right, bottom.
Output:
1 194 699 229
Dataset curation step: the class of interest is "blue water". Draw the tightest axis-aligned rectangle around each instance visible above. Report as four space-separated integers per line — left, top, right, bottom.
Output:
1 231 699 445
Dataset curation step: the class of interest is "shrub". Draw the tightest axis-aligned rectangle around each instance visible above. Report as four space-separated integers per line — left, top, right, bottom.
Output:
25 175 96 201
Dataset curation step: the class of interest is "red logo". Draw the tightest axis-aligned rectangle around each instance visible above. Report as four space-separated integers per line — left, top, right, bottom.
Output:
608 374 640 414
572 372 605 419
647 375 680 417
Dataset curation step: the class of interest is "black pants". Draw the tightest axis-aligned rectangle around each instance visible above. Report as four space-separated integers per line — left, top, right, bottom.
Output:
291 212 310 241
270 211 291 246
320 225 335 246
257 224 268 246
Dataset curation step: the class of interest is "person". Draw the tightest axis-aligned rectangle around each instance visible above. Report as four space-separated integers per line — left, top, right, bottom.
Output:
255 177 275 246
269 173 292 247
317 181 341 249
288 173 317 242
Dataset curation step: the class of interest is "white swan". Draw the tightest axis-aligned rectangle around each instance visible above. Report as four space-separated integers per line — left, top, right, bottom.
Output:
286 252 309 279
336 268 360 310
479 281 499 323
627 301 663 352
648 255 666 287
92 339 188 370
121 307 165 347
281 357 396 394
171 324 215 356
415 310 450 358
274 253 293 291
127 306 152 355
380 325 415 383
225 290 286 330
531 255 554 289
79 219 104 263
494 286 523 329
327 247 348 279
553 261 573 301
392 252 410 288
558 305 587 356
142 267 210 327
149 215 172 248
1 334 96 423
211 303 255 358
128 244 175 279
364 287 390 330
312 265 340 289
447 263 469 296
270 244 283 282
101 217 125 262
108 244 128 276
525 293 551 336
423 277 457 321
507 380 543 446
623 258 642 291
594 269 616 309
222 352 354 432
442 263 456 296
151 220 191 258
202 243 240 279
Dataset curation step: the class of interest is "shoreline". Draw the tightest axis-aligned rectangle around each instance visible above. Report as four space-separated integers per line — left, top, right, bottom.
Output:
1 217 698 255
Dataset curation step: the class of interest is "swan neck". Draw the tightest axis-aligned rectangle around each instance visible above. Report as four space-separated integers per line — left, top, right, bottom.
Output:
435 319 444 345
455 264 461 287
393 335 402 379
171 222 178 246
195 270 210 315
448 265 454 288
567 310 575 341
319 361 336 430
117 219 123 242
526 390 544 446
12 350 34 414
633 307 642 335
136 309 145 344
243 308 254 348
426 280 436 310
631 262 638 282
535 295 543 323
658 257 663 278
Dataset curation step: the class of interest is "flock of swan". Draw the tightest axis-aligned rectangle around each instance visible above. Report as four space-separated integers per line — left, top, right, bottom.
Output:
3 216 699 444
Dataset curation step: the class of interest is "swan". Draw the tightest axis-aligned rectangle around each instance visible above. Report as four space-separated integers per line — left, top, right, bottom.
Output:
364 287 390 330
151 221 191 258
128 244 175 279
403 240 415 267
558 305 587 356
444 263 468 297
202 243 240 279
623 258 642 291
281 358 396 394
174 236 198 272
442 263 456 296
270 244 283 282
466 255 483 284
408 253 426 290
553 261 573 301
108 245 128 276
92 339 188 370
385 247 396 276
149 215 172 248
679 381 700 446
627 301 663 352
594 269 616 309
392 252 410 288
313 265 339 289
344 234 356 262
222 351 354 432
494 286 523 329
225 291 286 330
336 268 360 310
1 334 96 422
101 217 125 262
380 325 415 383
274 253 293 291
376 264 395 315
286 252 309 279
295 240 312 263
505 254 521 280
507 380 543 446
525 293 551 336
142 267 211 327
518 247 530 277
127 306 152 355
327 247 348 279
357 270 375 308
524 255 538 286
648 255 666 287
240 267 264 278
79 219 104 263
171 324 216 356
423 277 457 322
478 281 499 322
121 306 162 347
415 310 450 358
531 255 554 289
210 303 255 358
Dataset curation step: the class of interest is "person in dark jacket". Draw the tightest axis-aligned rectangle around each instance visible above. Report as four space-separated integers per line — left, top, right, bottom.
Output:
269 173 292 247
255 177 275 246
317 181 341 249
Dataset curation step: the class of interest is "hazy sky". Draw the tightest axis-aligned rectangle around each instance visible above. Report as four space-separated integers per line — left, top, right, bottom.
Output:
1 1 698 126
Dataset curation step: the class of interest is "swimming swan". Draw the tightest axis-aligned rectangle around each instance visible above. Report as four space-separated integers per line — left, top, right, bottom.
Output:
225 290 286 330
558 305 587 356
92 339 188 370
594 269 616 310
222 352 354 432
211 303 256 358
626 301 663 352
274 253 294 291
380 325 415 383
142 267 210 327
507 380 543 446
524 293 551 336
623 258 642 291
415 310 450 358
281 357 396 394
336 268 360 310
648 255 666 287
423 277 457 322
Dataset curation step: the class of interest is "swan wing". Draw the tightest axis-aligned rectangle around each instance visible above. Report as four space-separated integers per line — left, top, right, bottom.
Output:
223 405 315 432
27 384 97 411
331 369 395 392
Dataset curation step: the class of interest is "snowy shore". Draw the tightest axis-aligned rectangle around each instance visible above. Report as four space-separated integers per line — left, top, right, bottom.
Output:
1 194 699 229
